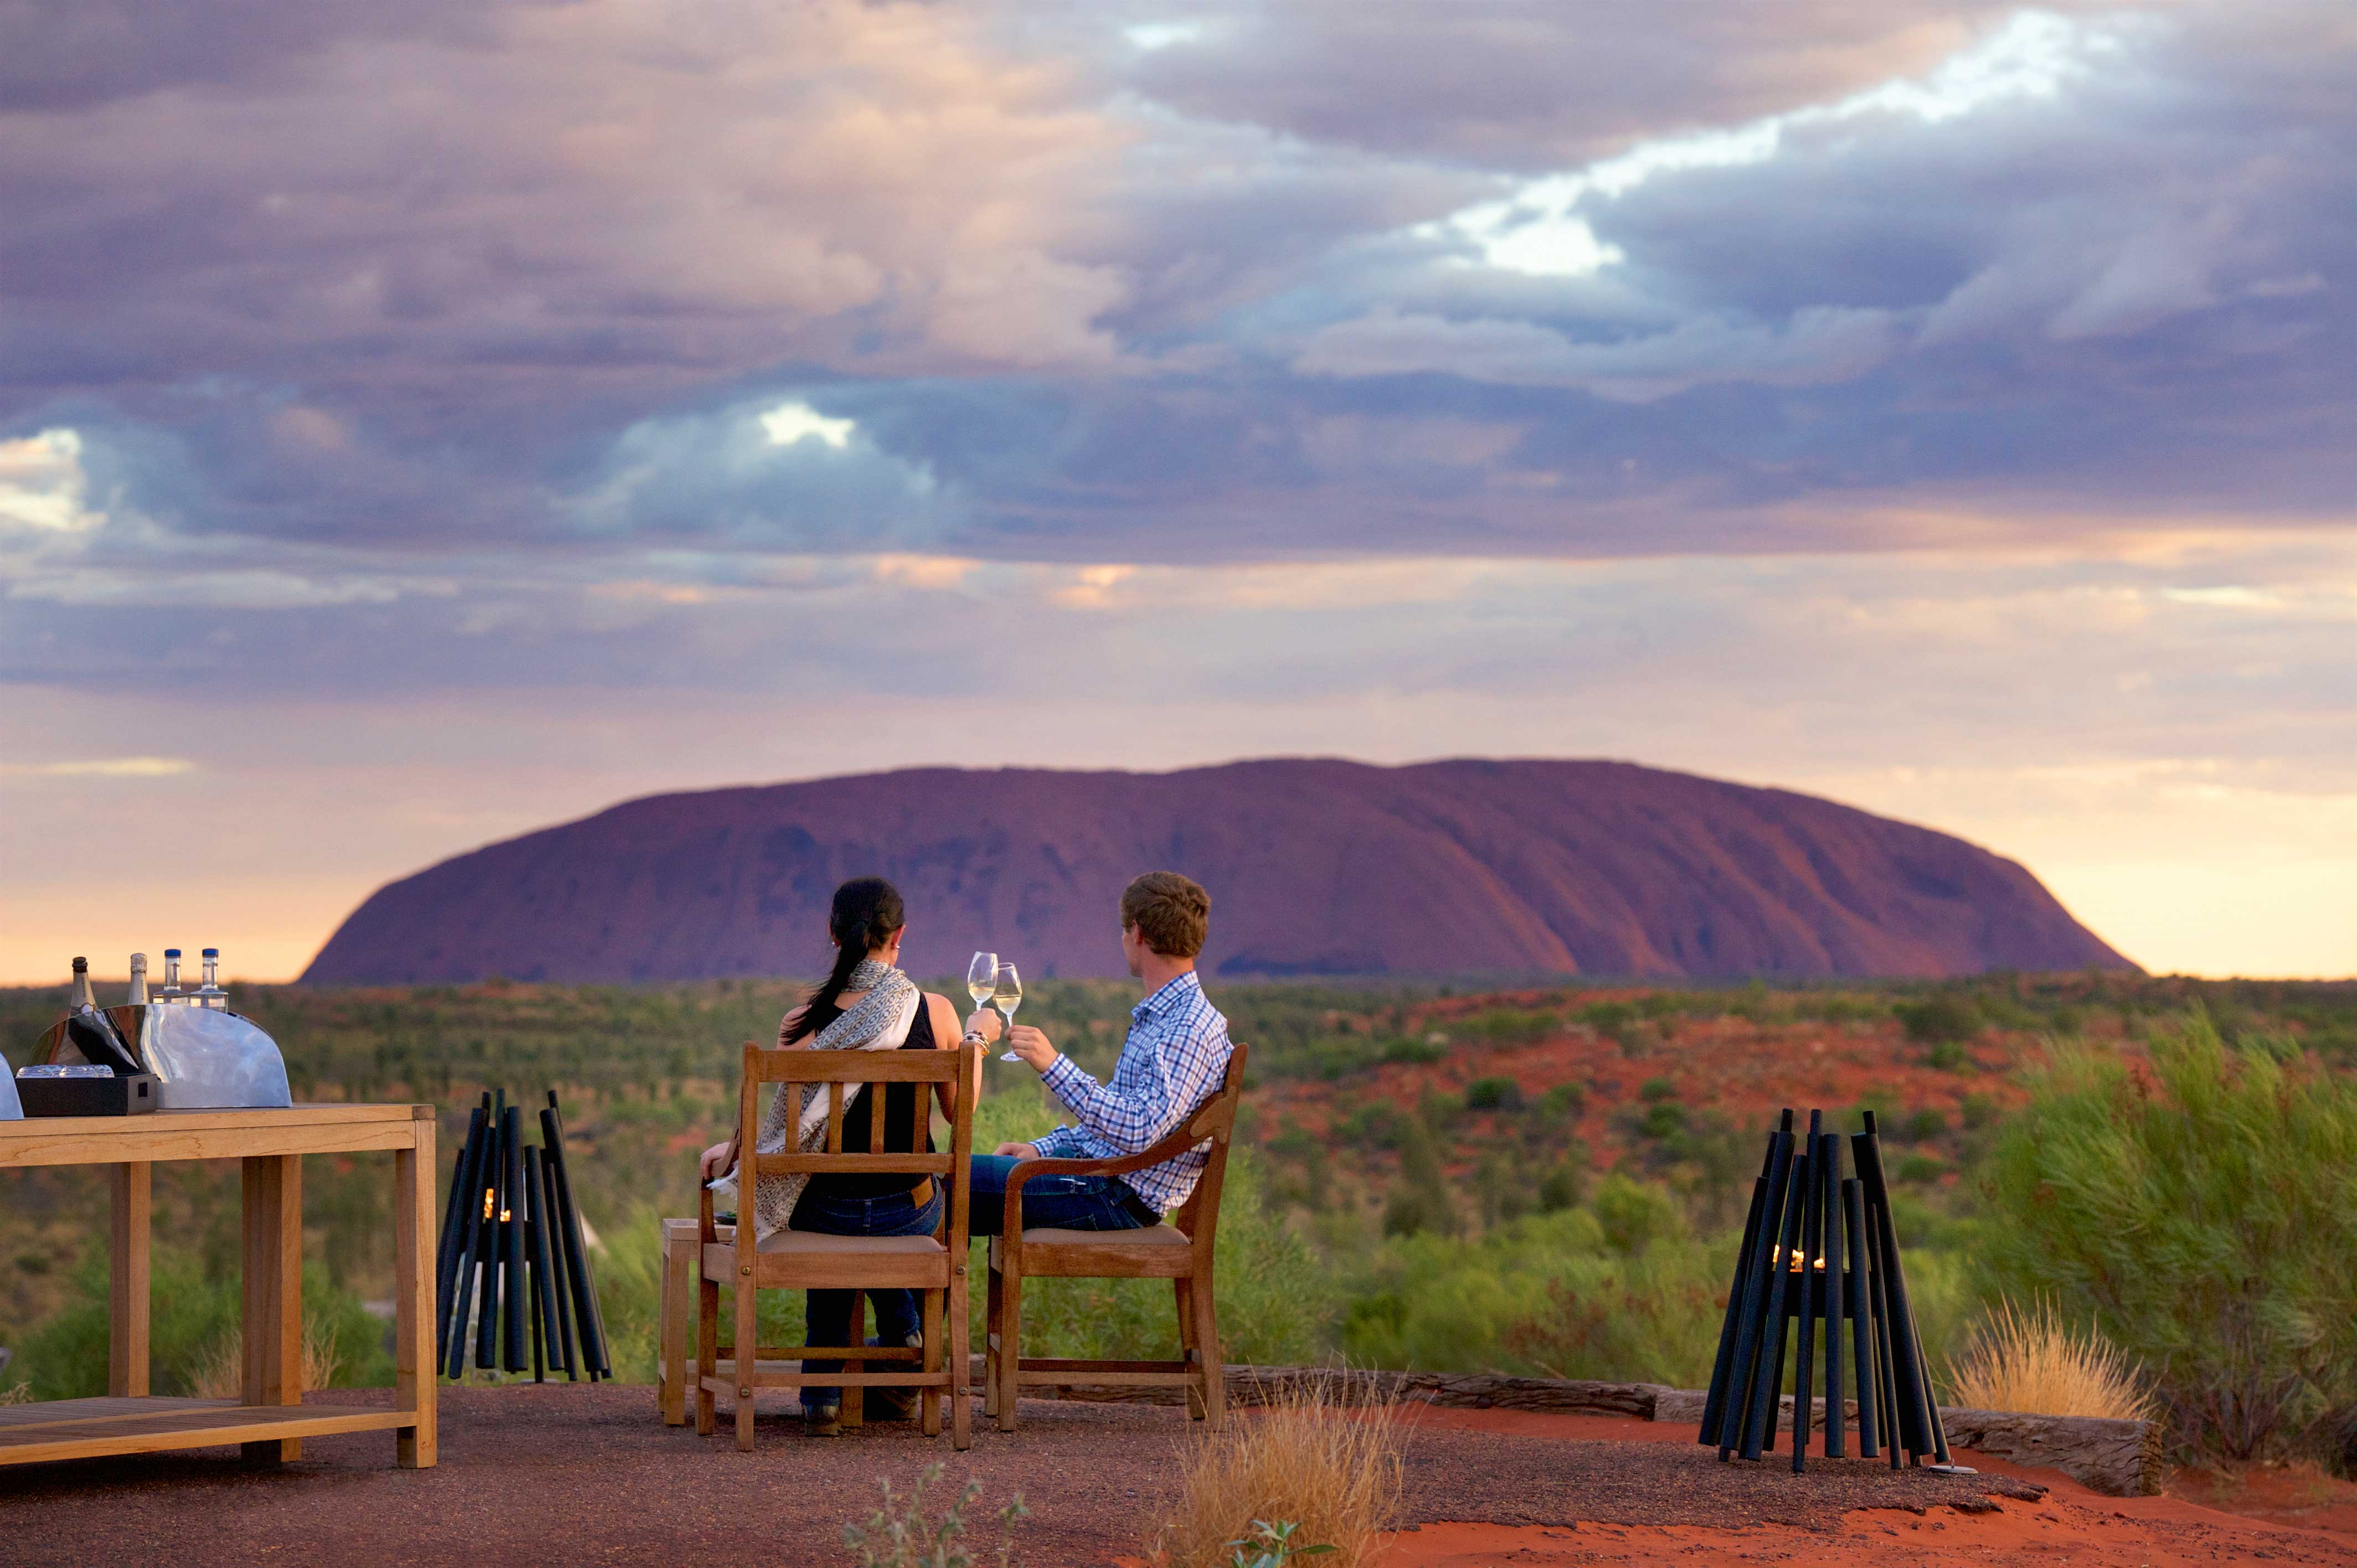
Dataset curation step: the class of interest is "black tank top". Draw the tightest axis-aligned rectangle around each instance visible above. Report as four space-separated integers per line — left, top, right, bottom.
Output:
804 996 939 1201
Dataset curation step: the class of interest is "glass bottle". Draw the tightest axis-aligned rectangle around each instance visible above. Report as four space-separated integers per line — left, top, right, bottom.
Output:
68 956 96 1011
128 953 149 1005
196 948 226 1009
160 949 184 1003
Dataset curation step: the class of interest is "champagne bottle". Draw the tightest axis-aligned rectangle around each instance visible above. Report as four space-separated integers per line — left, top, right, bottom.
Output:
128 953 149 1005
159 948 183 1003
197 947 226 1009
62 957 140 1074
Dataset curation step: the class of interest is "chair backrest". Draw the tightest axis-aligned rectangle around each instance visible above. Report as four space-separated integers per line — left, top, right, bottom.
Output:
734 1039 981 1263
1169 1040 1249 1253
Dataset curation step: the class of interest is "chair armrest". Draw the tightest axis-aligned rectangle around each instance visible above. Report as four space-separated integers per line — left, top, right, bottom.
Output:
1000 1120 1208 1240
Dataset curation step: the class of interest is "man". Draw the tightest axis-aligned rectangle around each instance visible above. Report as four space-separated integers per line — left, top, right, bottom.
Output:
963 870 1232 1232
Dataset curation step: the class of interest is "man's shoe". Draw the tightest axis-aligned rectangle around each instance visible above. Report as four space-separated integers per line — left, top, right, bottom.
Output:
801 1400 841 1437
867 1333 924 1422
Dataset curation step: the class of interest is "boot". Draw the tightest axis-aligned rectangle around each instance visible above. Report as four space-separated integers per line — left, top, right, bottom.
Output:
867 1332 924 1422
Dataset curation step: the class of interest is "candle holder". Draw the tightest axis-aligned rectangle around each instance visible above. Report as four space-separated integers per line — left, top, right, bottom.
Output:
1696 1108 1967 1474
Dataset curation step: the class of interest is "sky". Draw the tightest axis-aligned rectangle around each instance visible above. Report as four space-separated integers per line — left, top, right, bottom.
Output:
3 1 2353 984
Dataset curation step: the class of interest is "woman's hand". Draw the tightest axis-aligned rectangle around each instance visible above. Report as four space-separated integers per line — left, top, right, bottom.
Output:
699 1140 734 1182
994 1141 1041 1160
964 1008 1002 1043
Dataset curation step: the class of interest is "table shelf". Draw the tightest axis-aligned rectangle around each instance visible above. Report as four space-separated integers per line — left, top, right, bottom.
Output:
0 1396 418 1467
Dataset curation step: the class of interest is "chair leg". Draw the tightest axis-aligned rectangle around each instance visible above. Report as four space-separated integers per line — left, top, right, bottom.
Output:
661 1234 691 1426
982 1261 1002 1420
949 1260 972 1452
843 1294 866 1429
694 1271 718 1436
1189 1272 1225 1430
733 1275 758 1452
995 1266 1023 1433
1175 1277 1206 1421
920 1287 944 1438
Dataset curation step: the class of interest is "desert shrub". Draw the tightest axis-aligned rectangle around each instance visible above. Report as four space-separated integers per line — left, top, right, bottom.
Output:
1459 1008 1558 1045
1900 1107 1948 1142
1535 1082 1586 1120
1638 1077 1676 1102
1152 1379 1403 1568
1896 1153 1944 1184
1926 1041 1972 1073
1638 1101 1685 1138
1943 1297 2154 1421
1377 1037 1443 1066
1416 1090 1463 1131
1579 1002 1637 1032
1895 994 1982 1044
1983 1014 2357 1461
1535 1159 1586 1214
1464 1076 1522 1112
846 1463 1027 1568
1959 1092 2002 1130
1589 1174 1685 1255
1380 1122 1459 1240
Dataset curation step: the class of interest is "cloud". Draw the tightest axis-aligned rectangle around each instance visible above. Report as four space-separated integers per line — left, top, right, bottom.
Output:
0 756 196 778
0 429 105 533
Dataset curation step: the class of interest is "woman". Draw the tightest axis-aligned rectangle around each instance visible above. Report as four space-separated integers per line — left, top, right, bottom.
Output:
699 876 986 1435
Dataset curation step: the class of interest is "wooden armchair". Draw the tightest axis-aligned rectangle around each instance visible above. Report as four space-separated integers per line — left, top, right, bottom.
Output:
696 1039 980 1450
985 1041 1248 1432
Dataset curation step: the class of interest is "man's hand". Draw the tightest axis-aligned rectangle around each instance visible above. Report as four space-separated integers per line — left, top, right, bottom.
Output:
994 1141 1041 1160
1003 1024 1057 1072
699 1141 733 1182
965 1008 1003 1043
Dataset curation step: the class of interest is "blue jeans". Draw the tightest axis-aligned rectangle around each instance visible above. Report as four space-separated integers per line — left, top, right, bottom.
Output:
965 1154 1160 1236
791 1183 944 1409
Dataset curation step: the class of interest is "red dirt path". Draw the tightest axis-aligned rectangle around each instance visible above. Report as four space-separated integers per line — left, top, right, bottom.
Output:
1 1388 2349 1566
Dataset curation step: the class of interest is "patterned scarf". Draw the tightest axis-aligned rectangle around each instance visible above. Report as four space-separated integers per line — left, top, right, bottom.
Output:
745 957 920 1240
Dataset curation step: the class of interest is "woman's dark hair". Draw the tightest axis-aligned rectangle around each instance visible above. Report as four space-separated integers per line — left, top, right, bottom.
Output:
782 876 906 1043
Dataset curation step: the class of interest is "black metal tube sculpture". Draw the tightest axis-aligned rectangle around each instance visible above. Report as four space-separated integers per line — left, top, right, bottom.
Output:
1699 1107 1964 1474
433 1087 611 1383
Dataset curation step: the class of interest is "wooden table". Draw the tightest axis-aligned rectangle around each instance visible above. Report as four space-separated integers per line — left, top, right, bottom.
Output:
0 1104 436 1469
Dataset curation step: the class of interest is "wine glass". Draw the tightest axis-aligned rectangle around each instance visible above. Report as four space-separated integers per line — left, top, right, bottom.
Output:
993 962 1025 1062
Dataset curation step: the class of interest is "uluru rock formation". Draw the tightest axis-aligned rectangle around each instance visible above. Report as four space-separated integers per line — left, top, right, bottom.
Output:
301 759 2135 984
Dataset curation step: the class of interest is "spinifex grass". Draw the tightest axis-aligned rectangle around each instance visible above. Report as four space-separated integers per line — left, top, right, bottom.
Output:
1151 1378 1405 1568
1944 1297 2154 1421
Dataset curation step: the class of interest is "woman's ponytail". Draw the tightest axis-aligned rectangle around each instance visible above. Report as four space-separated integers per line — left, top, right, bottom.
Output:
783 877 905 1042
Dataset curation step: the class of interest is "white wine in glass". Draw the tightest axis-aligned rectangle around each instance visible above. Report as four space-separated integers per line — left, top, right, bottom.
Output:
967 952 999 1009
994 963 1025 1062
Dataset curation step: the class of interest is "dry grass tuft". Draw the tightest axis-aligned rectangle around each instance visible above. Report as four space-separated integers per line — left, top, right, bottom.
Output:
1151 1377 1406 1568
187 1321 345 1399
1946 1297 2155 1422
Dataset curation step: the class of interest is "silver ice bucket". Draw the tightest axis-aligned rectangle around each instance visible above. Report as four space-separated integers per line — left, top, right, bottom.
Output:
133 1006 292 1108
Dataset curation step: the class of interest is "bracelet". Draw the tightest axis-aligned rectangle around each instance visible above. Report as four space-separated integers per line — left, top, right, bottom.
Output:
961 1030 988 1045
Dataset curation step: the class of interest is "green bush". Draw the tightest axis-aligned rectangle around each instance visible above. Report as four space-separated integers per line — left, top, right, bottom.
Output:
1983 1013 2357 1461
1926 1041 1972 1073
1895 995 1980 1044
1535 1083 1586 1120
1638 1077 1676 1103
1896 1153 1944 1184
1638 1102 1686 1139
1535 1160 1587 1214
1464 1076 1523 1112
1589 1174 1686 1255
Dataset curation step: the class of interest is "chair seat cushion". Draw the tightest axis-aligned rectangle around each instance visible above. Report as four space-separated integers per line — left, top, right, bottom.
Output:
758 1230 945 1255
1021 1223 1190 1247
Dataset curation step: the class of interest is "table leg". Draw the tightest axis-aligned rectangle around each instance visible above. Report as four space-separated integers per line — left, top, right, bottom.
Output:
394 1130 438 1468
108 1161 151 1398
241 1153 303 1463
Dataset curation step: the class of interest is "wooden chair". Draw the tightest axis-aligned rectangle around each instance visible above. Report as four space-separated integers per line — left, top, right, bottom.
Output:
696 1038 980 1450
985 1041 1248 1432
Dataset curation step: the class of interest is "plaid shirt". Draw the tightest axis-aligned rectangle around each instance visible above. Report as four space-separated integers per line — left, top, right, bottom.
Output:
1035 971 1233 1215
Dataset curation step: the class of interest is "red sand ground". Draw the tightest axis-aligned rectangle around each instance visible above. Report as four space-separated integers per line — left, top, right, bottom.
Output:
1377 1407 2357 1567
2 1388 2350 1565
